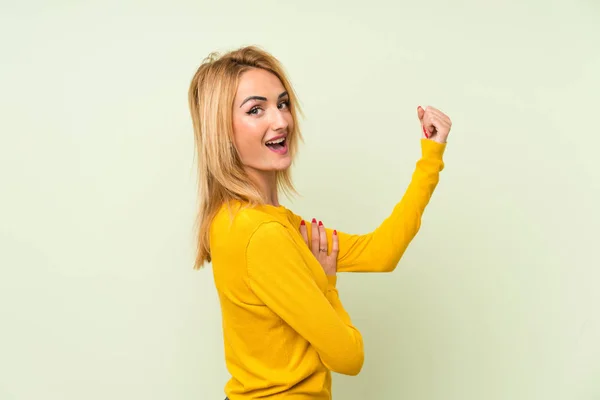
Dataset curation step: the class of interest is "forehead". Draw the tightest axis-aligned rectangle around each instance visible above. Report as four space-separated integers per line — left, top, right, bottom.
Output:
235 68 285 98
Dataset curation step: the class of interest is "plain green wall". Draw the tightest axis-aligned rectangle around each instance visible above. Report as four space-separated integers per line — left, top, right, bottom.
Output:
1 1 599 399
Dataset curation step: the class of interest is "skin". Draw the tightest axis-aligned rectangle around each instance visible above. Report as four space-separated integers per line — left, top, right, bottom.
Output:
232 68 294 206
300 220 339 276
232 68 452 276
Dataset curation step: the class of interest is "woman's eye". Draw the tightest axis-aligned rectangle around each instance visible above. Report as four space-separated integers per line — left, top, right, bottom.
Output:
278 100 289 109
247 107 260 115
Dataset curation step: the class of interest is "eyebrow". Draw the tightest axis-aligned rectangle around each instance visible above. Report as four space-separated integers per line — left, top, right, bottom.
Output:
239 91 288 107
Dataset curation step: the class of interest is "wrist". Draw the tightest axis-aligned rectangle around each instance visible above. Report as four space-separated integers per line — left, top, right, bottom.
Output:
421 138 447 158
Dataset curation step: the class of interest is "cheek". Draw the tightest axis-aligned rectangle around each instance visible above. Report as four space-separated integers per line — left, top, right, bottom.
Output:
285 112 294 132
233 117 266 155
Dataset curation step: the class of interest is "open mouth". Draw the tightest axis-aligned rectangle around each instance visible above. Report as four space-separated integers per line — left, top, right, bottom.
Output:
265 137 287 152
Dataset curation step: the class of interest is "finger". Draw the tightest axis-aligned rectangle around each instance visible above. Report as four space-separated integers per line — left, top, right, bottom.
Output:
426 112 443 132
417 105 425 121
299 220 309 245
418 106 429 138
318 221 328 255
331 229 339 256
428 108 449 126
310 218 320 254
427 115 438 131
437 112 452 127
429 115 449 135
423 115 436 137
426 107 452 126
422 124 430 138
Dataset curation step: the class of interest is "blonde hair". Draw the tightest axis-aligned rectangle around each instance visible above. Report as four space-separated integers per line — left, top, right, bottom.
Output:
188 45 303 269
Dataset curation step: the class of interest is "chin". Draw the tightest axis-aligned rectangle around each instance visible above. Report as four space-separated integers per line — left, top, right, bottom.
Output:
263 144 292 171
272 156 292 171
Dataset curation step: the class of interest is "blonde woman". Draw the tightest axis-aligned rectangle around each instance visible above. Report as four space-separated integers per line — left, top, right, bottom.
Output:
188 46 451 400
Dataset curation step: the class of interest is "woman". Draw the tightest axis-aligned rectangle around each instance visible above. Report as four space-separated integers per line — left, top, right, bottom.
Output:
188 46 451 400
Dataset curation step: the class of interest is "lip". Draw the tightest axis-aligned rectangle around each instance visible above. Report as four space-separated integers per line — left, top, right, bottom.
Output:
265 133 289 155
264 134 287 144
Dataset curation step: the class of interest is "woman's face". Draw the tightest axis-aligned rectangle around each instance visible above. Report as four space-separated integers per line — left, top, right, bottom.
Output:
232 68 294 174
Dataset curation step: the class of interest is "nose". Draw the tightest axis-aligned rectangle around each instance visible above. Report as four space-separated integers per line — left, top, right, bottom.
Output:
270 108 288 131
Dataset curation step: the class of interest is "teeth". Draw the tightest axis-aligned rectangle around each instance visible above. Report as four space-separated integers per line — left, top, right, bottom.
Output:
266 137 285 145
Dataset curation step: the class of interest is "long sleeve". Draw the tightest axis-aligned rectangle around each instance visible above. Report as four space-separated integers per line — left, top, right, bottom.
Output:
293 139 446 273
245 221 364 376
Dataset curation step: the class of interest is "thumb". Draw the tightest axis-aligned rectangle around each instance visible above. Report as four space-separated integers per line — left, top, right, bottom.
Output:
417 105 425 121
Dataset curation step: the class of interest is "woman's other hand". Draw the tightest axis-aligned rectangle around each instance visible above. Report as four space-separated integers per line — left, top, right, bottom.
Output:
299 219 339 276
417 105 452 144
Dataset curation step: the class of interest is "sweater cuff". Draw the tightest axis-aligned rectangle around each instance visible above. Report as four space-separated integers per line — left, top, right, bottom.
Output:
327 275 337 287
421 138 446 160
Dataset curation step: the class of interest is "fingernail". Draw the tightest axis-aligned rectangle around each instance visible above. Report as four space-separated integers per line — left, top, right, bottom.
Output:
423 126 429 138
300 220 305 226
333 230 337 235
312 218 316 223
318 220 323 226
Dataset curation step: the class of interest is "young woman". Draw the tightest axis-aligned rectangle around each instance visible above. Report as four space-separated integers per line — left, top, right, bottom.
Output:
188 45 451 400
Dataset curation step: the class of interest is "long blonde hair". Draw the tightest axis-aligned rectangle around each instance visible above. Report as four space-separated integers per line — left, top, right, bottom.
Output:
188 45 303 269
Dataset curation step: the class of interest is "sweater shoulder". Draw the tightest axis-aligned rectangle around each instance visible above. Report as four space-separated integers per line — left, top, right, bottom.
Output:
209 203 284 258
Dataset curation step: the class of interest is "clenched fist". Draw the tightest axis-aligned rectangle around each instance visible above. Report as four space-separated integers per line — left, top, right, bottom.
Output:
417 106 452 144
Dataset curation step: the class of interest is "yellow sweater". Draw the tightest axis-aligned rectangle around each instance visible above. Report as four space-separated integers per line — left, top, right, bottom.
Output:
209 139 446 399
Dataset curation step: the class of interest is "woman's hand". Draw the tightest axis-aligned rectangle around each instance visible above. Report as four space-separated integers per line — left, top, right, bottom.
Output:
299 219 339 276
417 105 452 144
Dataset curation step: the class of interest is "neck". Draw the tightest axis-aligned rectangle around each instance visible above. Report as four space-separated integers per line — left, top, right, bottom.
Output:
246 168 279 206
